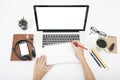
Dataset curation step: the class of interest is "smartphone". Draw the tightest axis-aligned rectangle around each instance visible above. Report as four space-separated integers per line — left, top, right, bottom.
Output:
19 41 30 56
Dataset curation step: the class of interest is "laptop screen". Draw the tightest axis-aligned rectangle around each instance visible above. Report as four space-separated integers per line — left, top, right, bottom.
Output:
34 5 89 32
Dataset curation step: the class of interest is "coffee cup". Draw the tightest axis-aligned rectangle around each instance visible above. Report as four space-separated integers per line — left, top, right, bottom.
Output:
96 37 109 52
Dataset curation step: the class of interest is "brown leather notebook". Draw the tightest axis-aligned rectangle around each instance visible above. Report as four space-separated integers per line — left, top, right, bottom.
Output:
11 34 34 61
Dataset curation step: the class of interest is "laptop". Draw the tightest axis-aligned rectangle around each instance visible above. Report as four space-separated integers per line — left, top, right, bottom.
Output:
33 5 89 47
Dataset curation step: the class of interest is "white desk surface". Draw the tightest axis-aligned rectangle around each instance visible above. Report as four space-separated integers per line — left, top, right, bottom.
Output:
0 0 120 80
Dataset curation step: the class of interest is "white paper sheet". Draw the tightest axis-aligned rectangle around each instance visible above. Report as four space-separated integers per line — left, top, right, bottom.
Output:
43 42 79 65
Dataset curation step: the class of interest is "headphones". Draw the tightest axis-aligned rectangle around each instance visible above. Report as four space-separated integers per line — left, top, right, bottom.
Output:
13 40 36 61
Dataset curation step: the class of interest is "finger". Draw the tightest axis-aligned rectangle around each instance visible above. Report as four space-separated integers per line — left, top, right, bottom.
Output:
72 41 84 49
35 57 39 64
41 55 46 65
71 41 78 50
77 42 85 51
38 55 42 65
72 40 80 46
39 55 46 65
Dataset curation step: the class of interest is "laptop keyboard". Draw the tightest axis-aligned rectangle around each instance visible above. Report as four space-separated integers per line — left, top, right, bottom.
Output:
43 34 80 47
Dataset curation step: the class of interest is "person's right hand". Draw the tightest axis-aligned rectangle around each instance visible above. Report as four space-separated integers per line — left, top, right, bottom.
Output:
71 41 85 60
72 41 96 80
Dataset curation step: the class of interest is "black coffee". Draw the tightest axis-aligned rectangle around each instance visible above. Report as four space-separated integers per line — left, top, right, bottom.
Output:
97 39 107 48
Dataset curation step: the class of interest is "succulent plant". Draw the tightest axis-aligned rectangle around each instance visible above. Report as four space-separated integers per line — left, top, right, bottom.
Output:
18 17 28 30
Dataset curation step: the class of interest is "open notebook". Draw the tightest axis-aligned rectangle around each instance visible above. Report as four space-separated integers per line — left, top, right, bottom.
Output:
43 42 79 65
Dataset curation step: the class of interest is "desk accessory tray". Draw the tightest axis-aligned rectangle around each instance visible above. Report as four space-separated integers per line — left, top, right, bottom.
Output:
11 34 34 61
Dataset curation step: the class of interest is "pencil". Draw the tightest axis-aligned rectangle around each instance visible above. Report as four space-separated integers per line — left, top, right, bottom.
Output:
91 51 105 68
89 51 101 68
92 48 109 69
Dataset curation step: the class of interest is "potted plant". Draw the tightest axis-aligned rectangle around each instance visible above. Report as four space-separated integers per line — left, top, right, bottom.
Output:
18 17 28 30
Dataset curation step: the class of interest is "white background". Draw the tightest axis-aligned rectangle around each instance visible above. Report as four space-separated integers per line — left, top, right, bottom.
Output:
0 0 120 80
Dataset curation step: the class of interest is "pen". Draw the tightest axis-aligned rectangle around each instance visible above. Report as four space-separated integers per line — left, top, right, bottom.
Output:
89 51 101 68
73 42 88 50
91 51 105 68
92 49 109 69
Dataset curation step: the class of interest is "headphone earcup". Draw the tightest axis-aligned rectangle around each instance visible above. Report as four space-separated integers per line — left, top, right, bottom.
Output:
22 55 31 60
32 50 36 58
13 40 36 61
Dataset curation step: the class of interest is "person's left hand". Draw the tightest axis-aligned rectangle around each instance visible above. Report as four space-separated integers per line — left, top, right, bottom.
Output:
33 55 52 80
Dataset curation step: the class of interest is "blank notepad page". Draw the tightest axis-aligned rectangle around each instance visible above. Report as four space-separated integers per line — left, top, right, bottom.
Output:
43 43 79 65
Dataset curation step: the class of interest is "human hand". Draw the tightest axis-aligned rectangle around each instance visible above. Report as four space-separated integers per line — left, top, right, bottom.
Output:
71 41 85 60
33 55 52 80
72 41 96 80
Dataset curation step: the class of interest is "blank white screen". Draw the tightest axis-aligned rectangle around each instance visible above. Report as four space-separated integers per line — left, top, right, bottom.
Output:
19 42 29 56
36 7 87 30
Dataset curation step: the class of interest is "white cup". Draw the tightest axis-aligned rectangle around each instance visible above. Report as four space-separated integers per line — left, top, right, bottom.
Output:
96 37 109 52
